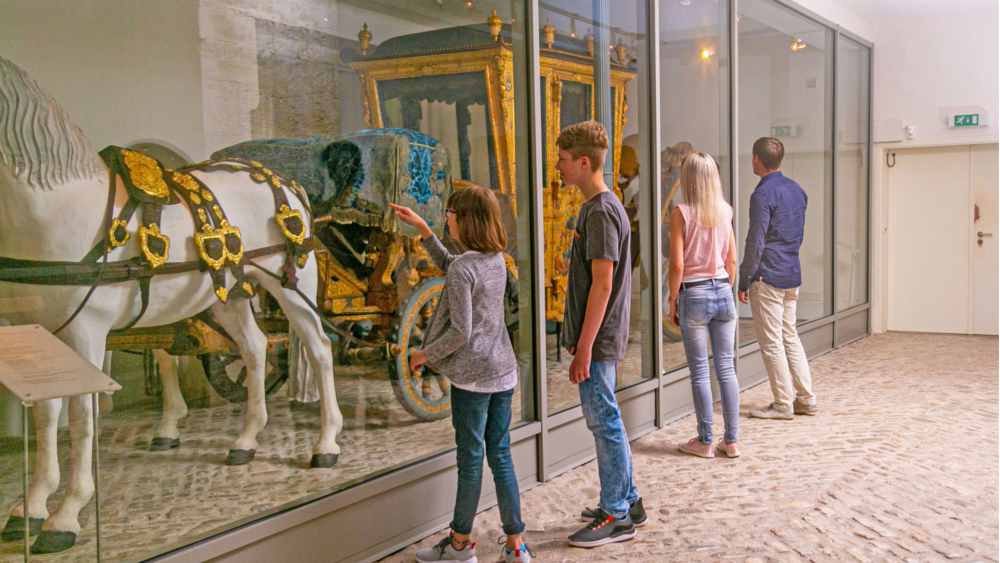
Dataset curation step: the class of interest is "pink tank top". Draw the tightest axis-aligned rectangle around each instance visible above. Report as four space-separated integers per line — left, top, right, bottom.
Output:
677 202 732 281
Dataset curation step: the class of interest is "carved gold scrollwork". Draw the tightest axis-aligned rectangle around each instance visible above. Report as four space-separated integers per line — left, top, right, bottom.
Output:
275 204 306 245
122 149 169 199
251 173 266 182
201 189 214 202
216 287 228 303
109 218 130 248
189 191 202 205
138 223 170 268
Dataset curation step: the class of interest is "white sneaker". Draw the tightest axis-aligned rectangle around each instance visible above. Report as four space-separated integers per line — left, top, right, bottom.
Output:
416 535 478 563
498 537 535 563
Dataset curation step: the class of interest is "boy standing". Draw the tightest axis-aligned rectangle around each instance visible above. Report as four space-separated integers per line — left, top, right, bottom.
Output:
556 121 646 548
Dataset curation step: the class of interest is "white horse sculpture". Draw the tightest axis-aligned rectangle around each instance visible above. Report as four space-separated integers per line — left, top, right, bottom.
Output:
0 55 343 553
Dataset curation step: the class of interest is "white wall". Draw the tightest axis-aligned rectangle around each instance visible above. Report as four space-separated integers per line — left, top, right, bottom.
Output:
0 0 204 160
872 6 1000 144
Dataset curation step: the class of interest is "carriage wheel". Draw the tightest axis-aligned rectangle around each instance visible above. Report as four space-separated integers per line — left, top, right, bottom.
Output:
389 277 451 421
201 340 289 403
662 259 683 342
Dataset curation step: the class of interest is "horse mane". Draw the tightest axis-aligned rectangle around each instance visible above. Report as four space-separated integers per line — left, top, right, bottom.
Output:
0 55 105 189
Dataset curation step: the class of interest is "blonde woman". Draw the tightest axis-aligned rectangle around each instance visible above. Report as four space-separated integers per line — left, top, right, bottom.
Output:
668 153 741 458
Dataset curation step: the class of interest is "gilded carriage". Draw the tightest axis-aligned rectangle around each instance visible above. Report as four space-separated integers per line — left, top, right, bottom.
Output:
341 12 636 332
106 129 463 421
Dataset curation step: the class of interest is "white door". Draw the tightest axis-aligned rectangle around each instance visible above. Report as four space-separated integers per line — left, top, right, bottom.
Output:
888 144 999 335
971 144 999 335
887 146 971 334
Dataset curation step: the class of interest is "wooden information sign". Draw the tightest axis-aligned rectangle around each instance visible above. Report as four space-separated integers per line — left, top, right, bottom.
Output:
0 325 121 403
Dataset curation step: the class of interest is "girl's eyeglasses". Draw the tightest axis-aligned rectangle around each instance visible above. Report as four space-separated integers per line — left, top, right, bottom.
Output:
445 209 456 219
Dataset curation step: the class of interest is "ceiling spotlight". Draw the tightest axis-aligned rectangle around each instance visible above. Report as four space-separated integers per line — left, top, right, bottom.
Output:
791 38 807 51
701 49 711 59
680 0 691 5
466 1 473 6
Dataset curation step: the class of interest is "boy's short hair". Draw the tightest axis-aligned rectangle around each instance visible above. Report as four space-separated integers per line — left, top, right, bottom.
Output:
557 120 608 172
752 137 784 170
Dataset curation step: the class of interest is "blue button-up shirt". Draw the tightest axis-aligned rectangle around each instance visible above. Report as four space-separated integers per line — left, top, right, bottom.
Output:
738 171 807 292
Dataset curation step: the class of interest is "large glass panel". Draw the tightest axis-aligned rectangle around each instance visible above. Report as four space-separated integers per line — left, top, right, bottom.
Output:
737 0 834 346
0 2 535 561
658 0 730 374
541 0 653 414
837 38 870 310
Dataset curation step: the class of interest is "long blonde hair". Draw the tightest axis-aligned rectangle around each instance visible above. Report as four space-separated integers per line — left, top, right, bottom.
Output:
679 153 731 228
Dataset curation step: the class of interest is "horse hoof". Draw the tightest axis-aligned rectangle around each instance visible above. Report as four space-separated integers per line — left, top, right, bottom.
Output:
30 530 76 554
310 453 339 468
149 437 180 451
226 449 256 465
1 516 44 542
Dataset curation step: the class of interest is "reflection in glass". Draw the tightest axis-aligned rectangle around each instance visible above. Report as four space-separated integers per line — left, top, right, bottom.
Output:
737 0 834 346
0 3 533 561
658 0 730 374
541 0 652 415
837 39 870 310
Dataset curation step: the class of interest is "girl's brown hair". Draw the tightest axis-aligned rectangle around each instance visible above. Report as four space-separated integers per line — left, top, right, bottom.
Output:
448 185 507 253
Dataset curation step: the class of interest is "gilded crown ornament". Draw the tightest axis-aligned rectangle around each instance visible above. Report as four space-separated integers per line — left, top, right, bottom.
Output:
359 23 372 55
488 9 502 40
615 38 628 64
542 18 555 49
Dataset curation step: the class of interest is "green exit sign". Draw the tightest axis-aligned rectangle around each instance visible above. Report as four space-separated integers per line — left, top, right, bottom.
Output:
770 125 794 136
949 113 989 128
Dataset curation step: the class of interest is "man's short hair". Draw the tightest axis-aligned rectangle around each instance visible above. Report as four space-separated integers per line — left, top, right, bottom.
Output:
752 137 784 170
557 120 608 172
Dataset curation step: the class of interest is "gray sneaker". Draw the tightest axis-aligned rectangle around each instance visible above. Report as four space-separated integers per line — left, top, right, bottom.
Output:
793 401 818 415
498 537 535 563
416 535 478 563
568 507 636 548
748 403 794 420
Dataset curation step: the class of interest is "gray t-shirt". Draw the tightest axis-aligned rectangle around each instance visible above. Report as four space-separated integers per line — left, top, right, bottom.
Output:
561 190 632 362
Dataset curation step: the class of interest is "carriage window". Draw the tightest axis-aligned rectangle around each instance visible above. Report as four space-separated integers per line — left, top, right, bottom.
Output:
0 2 535 561
379 73 496 192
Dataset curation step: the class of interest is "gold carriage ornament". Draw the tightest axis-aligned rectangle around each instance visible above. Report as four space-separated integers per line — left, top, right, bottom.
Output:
343 15 636 323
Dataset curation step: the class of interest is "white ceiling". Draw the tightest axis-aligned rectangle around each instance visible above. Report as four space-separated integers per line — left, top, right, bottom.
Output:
833 0 998 22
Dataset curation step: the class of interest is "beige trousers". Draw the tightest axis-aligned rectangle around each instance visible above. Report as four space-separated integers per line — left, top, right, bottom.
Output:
748 281 815 412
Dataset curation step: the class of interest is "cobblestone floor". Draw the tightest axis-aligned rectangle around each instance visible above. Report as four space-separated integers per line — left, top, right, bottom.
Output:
381 332 1000 563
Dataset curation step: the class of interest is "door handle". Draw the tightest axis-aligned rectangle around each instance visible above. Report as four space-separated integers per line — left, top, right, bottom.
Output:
979 232 993 237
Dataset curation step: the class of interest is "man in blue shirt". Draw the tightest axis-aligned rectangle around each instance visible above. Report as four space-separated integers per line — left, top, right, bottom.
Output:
737 137 817 420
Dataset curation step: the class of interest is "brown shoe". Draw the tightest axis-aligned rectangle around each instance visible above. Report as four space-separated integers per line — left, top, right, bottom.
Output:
793 401 818 415
748 403 793 420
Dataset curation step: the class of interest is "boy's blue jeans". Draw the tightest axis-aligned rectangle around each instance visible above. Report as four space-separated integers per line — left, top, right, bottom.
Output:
578 361 639 519
450 386 524 536
678 281 740 444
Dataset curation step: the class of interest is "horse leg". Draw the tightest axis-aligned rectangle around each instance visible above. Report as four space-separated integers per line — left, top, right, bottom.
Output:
253 270 342 468
211 298 268 466
150 349 186 451
31 327 107 554
1 398 61 542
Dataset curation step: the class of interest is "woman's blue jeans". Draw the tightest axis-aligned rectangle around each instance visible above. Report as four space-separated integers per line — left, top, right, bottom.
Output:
678 281 740 445
449 386 524 536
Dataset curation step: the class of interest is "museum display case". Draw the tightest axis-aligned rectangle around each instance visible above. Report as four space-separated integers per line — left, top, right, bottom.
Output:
0 0 873 561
